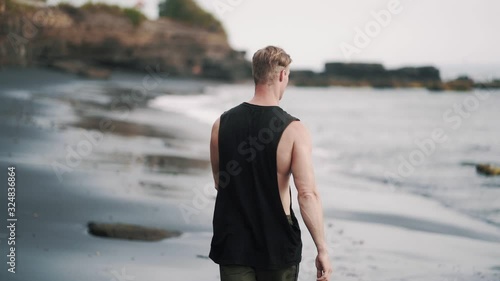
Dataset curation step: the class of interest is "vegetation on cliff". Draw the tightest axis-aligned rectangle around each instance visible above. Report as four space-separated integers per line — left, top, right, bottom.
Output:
56 2 146 26
4 0 37 13
158 0 225 34
3 0 145 27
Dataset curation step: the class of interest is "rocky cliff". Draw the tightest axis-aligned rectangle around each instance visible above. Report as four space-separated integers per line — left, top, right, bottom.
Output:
0 1 251 80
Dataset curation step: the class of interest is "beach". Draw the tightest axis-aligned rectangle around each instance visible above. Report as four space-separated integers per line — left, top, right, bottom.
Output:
0 66 500 281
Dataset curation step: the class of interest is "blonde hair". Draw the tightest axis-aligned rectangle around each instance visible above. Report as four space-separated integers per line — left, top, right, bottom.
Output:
252 46 292 85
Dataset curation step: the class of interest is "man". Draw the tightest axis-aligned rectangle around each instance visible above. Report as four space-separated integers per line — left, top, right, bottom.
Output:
209 46 333 281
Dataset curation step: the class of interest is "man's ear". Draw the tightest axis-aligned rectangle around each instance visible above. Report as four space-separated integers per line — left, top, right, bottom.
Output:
279 69 285 82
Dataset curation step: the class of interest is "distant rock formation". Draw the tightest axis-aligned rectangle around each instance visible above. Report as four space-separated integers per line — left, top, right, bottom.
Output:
292 62 500 91
0 2 251 81
325 63 387 79
424 75 475 91
292 62 441 88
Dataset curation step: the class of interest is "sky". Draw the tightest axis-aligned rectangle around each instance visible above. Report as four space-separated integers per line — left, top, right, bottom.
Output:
47 0 500 79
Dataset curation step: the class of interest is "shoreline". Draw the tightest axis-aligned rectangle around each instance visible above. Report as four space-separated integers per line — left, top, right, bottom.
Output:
0 67 499 281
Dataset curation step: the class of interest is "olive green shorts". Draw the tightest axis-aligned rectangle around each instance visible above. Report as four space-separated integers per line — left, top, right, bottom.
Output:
219 264 299 281
219 215 299 281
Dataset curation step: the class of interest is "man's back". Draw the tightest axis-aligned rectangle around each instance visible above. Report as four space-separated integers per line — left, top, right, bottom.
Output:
209 45 332 281
209 102 302 270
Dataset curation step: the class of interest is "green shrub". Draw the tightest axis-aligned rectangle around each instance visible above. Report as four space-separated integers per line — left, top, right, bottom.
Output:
81 2 123 16
5 0 37 13
123 7 146 26
80 1 146 26
158 0 225 33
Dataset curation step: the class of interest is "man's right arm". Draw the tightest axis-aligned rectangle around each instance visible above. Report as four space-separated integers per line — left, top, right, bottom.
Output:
210 117 220 191
289 121 333 280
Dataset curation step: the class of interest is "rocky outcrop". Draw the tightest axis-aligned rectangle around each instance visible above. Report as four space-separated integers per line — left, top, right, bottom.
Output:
388 66 441 84
292 62 500 91
426 76 475 91
325 63 388 79
292 62 442 88
476 164 500 176
49 59 111 79
0 3 251 81
474 79 500 89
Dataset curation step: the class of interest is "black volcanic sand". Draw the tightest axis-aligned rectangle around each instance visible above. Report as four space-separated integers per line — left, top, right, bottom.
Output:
0 67 219 281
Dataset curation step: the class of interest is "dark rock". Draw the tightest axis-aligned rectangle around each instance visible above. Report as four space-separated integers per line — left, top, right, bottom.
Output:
291 70 317 79
324 62 387 79
474 79 500 89
298 62 442 88
426 82 446 92
388 66 441 83
476 164 500 176
49 60 111 79
202 56 251 81
290 70 330 87
87 222 181 241
144 154 210 173
443 76 474 91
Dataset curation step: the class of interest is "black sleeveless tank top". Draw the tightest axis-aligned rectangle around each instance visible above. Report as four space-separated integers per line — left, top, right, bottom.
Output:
209 102 302 270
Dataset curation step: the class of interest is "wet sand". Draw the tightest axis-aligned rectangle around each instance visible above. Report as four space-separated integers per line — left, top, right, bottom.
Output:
0 67 218 281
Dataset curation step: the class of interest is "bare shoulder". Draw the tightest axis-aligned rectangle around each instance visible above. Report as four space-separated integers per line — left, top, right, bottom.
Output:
287 120 308 133
210 117 221 149
211 117 220 135
284 120 312 145
212 117 220 129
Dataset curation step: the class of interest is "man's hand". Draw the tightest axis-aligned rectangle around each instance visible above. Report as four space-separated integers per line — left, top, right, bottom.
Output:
315 252 333 280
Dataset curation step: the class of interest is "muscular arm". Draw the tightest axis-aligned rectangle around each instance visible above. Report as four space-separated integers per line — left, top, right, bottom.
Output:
290 121 332 279
210 117 220 190
290 121 327 254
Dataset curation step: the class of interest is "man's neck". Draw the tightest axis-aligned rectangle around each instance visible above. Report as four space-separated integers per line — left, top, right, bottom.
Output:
249 84 280 106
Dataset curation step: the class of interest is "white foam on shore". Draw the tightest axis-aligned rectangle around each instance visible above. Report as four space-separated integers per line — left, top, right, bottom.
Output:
149 93 220 125
148 84 254 125
3 89 32 100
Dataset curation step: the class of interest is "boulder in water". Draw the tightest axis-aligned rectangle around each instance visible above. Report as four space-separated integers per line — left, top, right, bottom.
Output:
476 164 500 176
